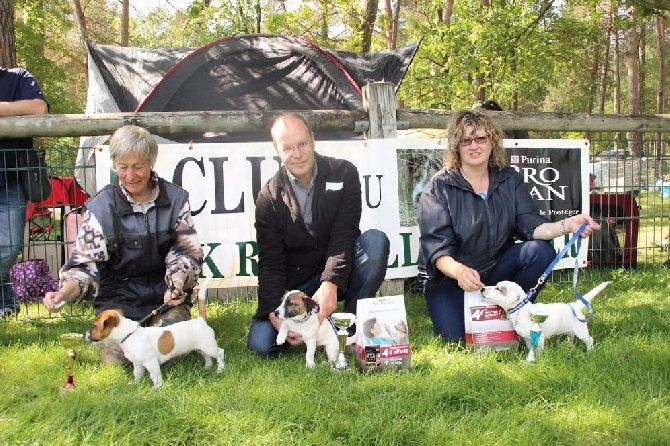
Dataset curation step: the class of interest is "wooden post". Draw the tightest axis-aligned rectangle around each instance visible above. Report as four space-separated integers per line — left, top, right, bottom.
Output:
363 82 405 296
363 82 398 139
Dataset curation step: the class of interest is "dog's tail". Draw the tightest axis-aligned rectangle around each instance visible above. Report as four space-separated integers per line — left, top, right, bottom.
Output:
574 281 612 311
196 277 214 320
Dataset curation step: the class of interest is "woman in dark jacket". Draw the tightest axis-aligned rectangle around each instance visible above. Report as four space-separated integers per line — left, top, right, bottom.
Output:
43 125 204 364
418 109 599 342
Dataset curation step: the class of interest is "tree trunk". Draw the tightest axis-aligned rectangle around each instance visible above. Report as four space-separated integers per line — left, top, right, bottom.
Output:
71 0 88 44
320 0 328 41
121 0 129 46
598 20 612 114
383 0 401 49
626 7 642 156
187 0 211 47
655 14 666 157
613 28 621 150
255 1 261 34
441 0 453 26
476 0 490 103
638 21 645 111
0 0 16 67
361 0 378 52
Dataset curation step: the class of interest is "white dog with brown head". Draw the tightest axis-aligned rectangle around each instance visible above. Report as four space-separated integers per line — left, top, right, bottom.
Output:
274 290 353 368
85 290 224 388
480 281 611 351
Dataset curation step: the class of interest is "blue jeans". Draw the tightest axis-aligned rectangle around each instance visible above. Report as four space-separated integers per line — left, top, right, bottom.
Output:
424 240 556 342
0 175 27 312
247 229 390 357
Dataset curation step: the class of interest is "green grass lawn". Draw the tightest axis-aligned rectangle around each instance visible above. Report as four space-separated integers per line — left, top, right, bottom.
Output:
1 268 668 445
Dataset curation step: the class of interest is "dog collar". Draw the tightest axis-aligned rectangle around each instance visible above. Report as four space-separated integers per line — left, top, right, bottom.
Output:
507 295 532 315
119 326 139 344
294 304 320 323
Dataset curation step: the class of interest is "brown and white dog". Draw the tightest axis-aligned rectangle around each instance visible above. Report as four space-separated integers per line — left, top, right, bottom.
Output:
274 290 353 368
480 280 611 351
85 283 224 388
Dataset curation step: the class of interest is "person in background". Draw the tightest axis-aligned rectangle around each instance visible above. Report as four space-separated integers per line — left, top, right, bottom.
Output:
248 113 390 358
43 125 204 365
478 100 530 139
417 108 600 342
0 52 49 318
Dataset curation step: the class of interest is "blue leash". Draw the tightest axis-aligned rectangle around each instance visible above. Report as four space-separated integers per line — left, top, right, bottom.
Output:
508 223 594 322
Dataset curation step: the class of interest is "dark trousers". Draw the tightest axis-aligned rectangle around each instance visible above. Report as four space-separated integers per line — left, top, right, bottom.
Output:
424 240 556 342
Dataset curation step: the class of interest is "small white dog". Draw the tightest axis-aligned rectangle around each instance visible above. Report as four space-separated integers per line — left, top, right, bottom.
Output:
274 290 353 368
481 280 611 351
85 284 224 388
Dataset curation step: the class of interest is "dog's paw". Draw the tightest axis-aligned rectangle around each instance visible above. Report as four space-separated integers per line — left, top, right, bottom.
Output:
276 336 286 345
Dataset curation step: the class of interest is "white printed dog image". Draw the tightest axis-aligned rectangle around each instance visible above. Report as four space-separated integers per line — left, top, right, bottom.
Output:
274 290 354 368
85 289 224 388
481 280 611 351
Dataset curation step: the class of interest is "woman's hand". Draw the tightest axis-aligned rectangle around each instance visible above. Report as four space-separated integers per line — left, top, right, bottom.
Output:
566 214 601 238
43 290 67 313
164 287 186 306
456 265 484 292
42 280 79 313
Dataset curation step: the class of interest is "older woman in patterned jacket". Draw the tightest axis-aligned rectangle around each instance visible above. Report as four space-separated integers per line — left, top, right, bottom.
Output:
43 125 204 365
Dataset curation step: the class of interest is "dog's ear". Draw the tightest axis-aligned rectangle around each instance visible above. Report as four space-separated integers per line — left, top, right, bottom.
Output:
303 297 317 314
103 312 121 329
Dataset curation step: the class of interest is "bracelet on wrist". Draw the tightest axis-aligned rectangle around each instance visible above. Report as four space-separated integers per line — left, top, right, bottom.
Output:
560 219 567 235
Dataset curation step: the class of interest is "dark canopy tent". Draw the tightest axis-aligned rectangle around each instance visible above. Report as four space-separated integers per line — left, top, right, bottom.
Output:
77 34 419 191
86 34 419 142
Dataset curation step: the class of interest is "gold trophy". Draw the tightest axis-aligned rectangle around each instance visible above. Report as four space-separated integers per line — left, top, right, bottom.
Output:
330 312 356 371
59 333 83 390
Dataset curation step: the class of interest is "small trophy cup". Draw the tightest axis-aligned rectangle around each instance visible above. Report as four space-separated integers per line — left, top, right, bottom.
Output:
59 333 83 390
330 312 356 371
526 311 548 364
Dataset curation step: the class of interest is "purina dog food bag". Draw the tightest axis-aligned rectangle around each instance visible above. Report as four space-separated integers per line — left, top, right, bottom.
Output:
464 291 519 352
354 294 411 372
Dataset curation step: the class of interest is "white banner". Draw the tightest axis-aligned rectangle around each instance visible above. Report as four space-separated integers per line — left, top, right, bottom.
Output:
95 140 403 287
95 138 588 287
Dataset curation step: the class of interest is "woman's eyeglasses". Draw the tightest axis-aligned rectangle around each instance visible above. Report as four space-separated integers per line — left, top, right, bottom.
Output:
460 135 490 147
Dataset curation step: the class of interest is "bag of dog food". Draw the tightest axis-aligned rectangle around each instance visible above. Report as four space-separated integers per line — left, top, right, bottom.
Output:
354 294 411 372
464 291 519 352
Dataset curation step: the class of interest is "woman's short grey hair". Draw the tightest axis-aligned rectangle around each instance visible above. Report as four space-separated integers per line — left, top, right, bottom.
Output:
109 125 158 167
443 108 507 170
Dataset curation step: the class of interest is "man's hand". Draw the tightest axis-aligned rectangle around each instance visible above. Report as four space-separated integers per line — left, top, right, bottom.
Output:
311 281 338 323
269 312 303 346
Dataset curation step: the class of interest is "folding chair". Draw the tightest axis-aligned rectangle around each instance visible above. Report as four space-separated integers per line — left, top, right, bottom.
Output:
27 206 54 241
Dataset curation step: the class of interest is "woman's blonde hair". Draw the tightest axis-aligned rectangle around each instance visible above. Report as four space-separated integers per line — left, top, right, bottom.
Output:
443 108 507 170
109 125 158 168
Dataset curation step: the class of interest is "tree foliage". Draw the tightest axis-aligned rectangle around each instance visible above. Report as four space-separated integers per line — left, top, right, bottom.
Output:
4 0 667 123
